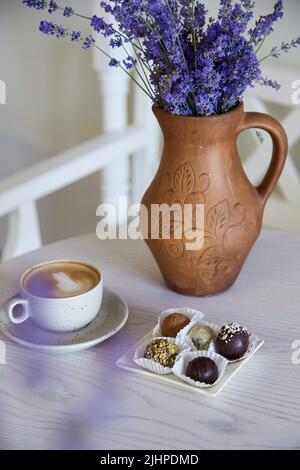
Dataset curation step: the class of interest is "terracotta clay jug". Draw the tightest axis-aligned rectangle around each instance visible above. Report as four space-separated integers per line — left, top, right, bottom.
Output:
141 103 288 296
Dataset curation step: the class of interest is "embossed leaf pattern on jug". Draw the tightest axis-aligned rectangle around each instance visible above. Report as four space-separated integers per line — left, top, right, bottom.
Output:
196 200 246 281
160 162 209 258
173 161 195 199
161 162 246 282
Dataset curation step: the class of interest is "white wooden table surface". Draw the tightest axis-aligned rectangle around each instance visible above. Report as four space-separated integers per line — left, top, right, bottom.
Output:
0 230 300 450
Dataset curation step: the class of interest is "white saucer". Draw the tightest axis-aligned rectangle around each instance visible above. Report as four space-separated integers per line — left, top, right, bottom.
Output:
0 288 128 353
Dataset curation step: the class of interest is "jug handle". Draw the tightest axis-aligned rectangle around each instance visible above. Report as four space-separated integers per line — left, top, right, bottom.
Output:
239 112 288 207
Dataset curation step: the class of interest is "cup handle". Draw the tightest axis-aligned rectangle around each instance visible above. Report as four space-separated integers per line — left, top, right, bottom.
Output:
4 297 31 324
239 112 288 206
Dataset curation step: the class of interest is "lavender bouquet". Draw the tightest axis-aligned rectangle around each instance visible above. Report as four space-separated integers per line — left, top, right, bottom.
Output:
23 0 299 116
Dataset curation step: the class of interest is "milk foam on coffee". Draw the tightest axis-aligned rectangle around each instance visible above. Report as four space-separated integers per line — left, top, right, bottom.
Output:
52 272 85 295
23 261 100 298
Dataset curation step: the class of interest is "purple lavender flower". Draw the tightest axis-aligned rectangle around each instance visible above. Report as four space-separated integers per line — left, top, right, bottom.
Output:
109 37 122 49
109 58 120 68
56 24 67 38
40 20 95 50
23 0 300 116
48 1 58 14
71 31 81 42
249 0 284 45
179 0 207 34
39 20 56 35
91 15 113 37
23 1 73 17
23 0 46 9
82 35 95 50
259 77 281 91
123 56 137 70
63 6 74 17
39 20 67 38
268 38 300 59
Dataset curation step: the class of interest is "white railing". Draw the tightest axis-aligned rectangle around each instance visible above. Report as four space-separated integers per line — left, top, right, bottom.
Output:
244 62 300 232
0 126 152 261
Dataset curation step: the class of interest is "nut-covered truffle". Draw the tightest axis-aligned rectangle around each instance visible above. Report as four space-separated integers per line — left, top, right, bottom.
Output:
215 323 249 360
144 338 179 368
186 357 219 384
161 313 190 338
188 325 216 350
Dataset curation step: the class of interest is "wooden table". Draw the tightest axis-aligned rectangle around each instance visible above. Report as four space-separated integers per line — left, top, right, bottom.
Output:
0 230 299 450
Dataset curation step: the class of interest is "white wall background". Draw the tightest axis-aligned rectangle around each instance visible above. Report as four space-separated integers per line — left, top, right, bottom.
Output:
0 0 299 250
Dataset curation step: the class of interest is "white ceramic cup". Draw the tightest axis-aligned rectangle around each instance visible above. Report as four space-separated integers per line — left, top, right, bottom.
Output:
3 260 103 332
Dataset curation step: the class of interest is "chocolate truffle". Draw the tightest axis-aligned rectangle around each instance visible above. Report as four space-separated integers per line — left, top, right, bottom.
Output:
186 357 219 385
161 313 190 338
188 325 216 351
215 323 249 360
144 338 179 368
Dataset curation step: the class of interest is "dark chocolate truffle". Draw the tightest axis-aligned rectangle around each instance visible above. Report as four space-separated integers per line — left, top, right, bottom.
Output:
161 313 190 338
215 323 249 360
186 357 219 385
144 338 179 368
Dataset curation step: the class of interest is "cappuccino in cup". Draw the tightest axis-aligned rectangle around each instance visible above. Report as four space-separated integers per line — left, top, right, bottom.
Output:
23 261 100 299
4 260 103 332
